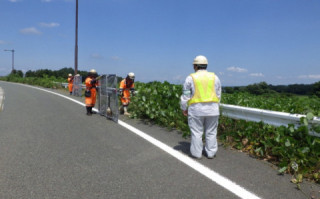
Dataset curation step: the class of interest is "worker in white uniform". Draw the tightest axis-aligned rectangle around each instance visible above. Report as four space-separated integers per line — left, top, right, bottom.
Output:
180 55 221 159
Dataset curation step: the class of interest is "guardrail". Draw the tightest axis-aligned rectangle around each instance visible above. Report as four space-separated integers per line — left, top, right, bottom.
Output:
220 104 320 137
53 82 85 89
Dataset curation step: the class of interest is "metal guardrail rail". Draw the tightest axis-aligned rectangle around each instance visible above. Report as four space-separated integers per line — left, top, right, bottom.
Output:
220 103 320 137
56 82 85 89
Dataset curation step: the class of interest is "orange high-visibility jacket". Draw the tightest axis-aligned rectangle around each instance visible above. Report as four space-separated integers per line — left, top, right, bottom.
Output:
67 77 73 92
85 77 97 107
119 79 134 105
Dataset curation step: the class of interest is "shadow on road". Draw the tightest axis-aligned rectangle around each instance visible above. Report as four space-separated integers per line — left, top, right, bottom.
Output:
173 141 190 156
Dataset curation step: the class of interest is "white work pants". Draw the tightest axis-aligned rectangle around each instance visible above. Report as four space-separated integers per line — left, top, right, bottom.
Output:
188 115 219 158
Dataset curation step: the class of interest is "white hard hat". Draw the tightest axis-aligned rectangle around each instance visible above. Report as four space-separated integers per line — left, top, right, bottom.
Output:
68 73 72 77
193 55 208 65
89 69 97 74
128 72 135 80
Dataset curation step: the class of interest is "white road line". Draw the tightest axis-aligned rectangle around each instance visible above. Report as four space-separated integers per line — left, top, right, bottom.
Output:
0 87 4 111
12 83 262 199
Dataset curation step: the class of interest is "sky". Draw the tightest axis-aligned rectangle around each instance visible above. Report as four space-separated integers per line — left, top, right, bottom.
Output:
0 0 320 86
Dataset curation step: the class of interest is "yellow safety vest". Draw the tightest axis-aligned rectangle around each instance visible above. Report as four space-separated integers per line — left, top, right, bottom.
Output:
188 71 219 106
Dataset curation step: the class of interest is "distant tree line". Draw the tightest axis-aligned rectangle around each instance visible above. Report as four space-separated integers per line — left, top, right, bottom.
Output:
7 67 88 80
223 81 320 97
7 67 123 83
24 67 89 81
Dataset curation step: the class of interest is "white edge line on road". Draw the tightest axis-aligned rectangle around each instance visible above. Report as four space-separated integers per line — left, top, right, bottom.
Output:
0 87 4 111
14 82 262 199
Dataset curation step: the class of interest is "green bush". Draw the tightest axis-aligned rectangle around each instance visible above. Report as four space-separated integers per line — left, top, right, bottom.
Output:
130 81 190 136
1 74 65 89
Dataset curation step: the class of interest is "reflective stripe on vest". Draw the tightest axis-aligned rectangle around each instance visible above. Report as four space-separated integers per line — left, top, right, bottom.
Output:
188 72 219 106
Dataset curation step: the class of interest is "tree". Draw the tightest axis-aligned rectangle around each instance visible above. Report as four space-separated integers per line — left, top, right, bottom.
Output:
312 81 320 97
11 69 23 78
223 87 235 94
25 70 35 77
245 82 270 95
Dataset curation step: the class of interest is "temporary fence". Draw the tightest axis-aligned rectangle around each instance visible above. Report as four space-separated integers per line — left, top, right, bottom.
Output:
98 74 119 122
72 75 82 97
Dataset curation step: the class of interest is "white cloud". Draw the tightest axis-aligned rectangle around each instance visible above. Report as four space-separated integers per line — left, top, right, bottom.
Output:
250 73 264 77
9 0 20 2
172 75 184 81
111 56 120 61
309 75 320 79
227 66 248 73
20 27 42 35
0 40 6 45
170 75 185 84
91 53 103 59
298 74 320 79
39 22 60 28
41 0 52 2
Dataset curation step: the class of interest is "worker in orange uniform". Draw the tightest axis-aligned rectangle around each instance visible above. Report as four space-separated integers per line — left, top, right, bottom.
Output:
67 73 74 95
85 69 98 116
119 72 135 116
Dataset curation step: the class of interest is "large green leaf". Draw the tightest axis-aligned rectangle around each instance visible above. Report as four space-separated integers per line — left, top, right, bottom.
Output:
285 139 291 147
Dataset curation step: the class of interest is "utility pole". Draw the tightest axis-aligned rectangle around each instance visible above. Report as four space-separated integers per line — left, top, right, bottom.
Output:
4 49 15 72
74 0 78 75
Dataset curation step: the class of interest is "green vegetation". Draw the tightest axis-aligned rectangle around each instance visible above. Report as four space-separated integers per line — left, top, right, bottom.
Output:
0 73 65 88
24 67 89 80
1 70 320 184
130 81 189 133
222 92 320 116
0 68 87 88
0 68 124 86
224 81 320 97
218 116 320 184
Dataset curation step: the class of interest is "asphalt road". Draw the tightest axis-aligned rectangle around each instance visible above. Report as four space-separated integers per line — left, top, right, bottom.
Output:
0 81 319 199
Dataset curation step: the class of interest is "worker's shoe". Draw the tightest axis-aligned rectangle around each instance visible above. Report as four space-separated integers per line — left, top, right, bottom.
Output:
119 106 124 114
124 111 131 116
190 154 202 160
90 107 96 114
86 107 92 116
207 154 216 159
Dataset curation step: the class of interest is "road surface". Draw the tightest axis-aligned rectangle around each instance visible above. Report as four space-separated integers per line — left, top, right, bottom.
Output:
0 81 319 199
